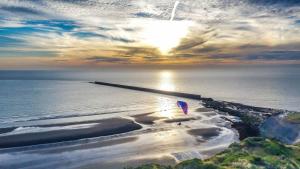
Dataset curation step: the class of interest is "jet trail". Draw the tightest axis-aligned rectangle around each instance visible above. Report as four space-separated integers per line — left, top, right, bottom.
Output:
170 1 180 21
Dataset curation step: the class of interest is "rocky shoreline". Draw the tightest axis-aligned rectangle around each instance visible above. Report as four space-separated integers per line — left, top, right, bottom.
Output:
92 81 300 144
201 98 300 144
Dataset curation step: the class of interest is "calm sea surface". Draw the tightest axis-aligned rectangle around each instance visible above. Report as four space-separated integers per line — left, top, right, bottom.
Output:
0 65 299 124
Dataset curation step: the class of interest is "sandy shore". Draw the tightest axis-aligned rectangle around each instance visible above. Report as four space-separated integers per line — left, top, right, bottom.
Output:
164 117 198 123
133 112 166 125
80 156 176 169
188 128 221 140
0 118 141 148
34 137 139 154
0 102 238 169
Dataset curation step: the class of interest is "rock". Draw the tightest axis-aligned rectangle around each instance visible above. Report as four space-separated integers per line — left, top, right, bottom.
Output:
260 115 300 144
202 99 300 144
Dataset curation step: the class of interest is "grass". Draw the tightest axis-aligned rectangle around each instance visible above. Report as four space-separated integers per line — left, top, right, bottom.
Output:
286 112 300 123
130 164 172 169
127 137 300 169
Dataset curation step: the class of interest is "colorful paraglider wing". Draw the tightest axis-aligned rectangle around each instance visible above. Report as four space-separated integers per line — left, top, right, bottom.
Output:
177 101 188 114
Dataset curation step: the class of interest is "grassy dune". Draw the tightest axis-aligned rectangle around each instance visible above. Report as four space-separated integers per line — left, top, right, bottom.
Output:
128 137 300 169
286 113 300 123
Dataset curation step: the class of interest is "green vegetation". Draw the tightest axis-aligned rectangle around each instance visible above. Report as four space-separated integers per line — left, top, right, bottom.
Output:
286 112 300 123
130 164 172 169
128 137 300 169
208 137 300 169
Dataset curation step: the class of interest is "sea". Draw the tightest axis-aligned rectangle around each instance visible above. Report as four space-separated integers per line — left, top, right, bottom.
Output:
1 65 299 121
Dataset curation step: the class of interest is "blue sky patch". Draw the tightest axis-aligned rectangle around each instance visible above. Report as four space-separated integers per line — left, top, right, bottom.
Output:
26 20 79 31
0 50 58 57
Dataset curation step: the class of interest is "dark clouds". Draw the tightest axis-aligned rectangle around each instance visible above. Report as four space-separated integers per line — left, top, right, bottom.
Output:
0 6 43 15
85 56 130 63
173 37 208 52
73 32 135 43
134 12 154 18
245 51 300 60
248 0 300 6
118 46 161 57
171 29 218 57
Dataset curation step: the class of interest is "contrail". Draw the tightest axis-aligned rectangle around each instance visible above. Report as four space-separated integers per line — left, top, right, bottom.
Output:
170 1 180 21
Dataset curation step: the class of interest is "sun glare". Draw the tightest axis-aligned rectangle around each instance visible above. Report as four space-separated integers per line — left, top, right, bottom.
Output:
140 20 193 54
161 71 172 78
156 97 176 119
158 71 175 91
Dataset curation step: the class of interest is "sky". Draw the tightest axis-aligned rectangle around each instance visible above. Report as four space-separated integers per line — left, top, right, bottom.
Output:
0 0 300 68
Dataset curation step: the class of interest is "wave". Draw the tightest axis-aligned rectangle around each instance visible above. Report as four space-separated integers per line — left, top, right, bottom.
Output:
6 106 153 124
1 123 99 136
6 110 127 124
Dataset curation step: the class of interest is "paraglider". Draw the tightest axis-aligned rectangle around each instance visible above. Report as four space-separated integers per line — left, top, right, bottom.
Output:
177 101 188 114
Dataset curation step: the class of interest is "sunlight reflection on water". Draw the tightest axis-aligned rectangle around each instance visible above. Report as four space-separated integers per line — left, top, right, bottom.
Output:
158 71 175 91
156 71 178 118
155 97 177 119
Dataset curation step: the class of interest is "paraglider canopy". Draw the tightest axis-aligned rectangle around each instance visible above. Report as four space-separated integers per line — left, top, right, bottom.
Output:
177 101 188 114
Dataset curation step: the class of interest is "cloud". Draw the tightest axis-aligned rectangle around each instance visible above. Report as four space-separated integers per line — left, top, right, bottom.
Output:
187 43 300 62
171 28 217 55
134 12 154 18
247 0 300 6
85 56 130 63
0 0 300 67
0 6 43 15
245 51 300 60
193 46 221 53
119 46 161 57
73 32 135 43
173 36 208 52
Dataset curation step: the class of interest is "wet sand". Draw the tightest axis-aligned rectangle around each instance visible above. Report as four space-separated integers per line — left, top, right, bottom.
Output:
0 81 294 169
81 156 176 169
188 128 221 140
164 117 198 123
0 118 141 148
0 118 137 135
35 137 139 154
133 112 166 125
0 103 238 169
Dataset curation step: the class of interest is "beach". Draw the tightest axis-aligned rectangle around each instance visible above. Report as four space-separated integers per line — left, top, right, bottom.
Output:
0 97 238 169
0 118 141 148
0 67 299 168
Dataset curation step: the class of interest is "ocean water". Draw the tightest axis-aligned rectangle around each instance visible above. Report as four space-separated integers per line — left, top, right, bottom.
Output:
1 65 299 122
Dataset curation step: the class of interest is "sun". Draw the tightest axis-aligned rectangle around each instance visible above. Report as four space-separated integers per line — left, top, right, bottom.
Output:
139 20 193 54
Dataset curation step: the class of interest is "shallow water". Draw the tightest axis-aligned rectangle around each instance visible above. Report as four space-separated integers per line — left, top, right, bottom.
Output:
0 102 238 169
